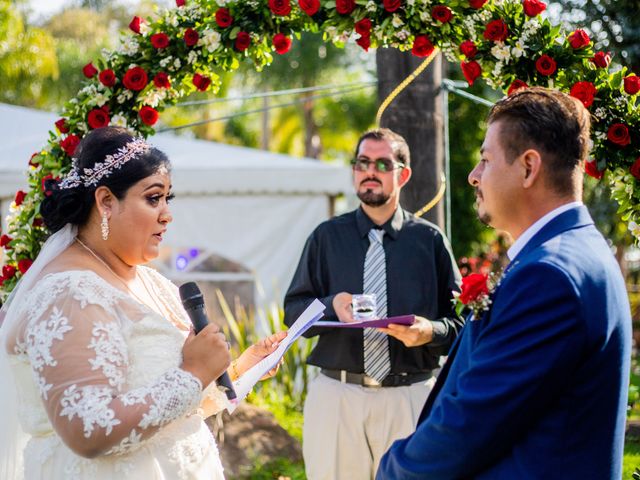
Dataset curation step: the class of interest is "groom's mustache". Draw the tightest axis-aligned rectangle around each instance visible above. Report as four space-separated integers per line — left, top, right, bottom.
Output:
475 188 483 200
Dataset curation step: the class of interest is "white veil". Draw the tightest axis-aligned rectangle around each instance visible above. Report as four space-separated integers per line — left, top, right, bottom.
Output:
0 223 77 479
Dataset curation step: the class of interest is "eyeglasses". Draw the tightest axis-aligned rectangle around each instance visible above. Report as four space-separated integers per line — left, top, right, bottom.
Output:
351 157 405 173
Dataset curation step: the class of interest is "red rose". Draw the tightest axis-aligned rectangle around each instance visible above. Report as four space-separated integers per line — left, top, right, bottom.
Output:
461 61 482 86
459 273 489 304
624 75 640 95
153 72 171 89
535 54 556 76
432 5 452 23
355 18 372 36
14 190 26 207
569 81 597 108
235 31 251 51
60 134 80 157
591 51 611 69
411 35 434 58
98 69 117 87
122 66 148 91
269 0 291 16
356 35 371 51
55 118 69 134
87 108 110 129
483 19 508 42
151 32 170 49
184 28 199 47
299 0 320 16
176 0 185 6
215 8 233 28
568 29 590 49
193 73 212 91
82 62 98 78
32 217 44 227
508 79 528 95
2 265 16 279
469 0 487 7
273 33 292 54
0 235 13 249
383 0 401 12
607 123 631 147
336 0 356 15
631 158 640 180
585 160 603 180
459 40 477 59
129 16 144 34
18 259 33 274
522 0 546 17
139 106 159 126
29 152 40 167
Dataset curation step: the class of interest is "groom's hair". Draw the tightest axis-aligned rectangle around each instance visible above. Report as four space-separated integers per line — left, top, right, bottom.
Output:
487 87 591 195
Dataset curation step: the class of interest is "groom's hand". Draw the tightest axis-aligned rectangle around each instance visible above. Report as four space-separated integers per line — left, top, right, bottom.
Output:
379 316 434 347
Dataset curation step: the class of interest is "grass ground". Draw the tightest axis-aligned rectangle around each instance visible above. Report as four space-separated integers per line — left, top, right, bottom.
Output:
625 437 640 479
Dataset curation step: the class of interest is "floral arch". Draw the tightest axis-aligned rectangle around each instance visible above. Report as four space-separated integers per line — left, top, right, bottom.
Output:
1 0 639 298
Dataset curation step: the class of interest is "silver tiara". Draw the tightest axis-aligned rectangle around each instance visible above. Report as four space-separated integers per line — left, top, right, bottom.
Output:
59 137 151 190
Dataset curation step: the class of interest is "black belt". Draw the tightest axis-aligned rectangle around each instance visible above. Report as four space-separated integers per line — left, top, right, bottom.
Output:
321 369 431 388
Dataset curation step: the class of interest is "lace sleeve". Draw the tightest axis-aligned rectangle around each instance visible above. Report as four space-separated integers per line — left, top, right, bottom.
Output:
21 282 202 459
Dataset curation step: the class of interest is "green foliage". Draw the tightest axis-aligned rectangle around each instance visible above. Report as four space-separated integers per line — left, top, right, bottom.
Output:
217 290 316 417
240 457 306 480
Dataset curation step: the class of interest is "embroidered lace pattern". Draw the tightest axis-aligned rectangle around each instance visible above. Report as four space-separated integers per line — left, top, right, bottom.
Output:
60 384 121 438
88 322 128 390
23 307 72 400
15 270 205 459
59 138 150 189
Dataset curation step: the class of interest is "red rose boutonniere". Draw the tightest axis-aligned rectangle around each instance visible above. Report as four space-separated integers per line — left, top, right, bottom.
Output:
453 270 503 320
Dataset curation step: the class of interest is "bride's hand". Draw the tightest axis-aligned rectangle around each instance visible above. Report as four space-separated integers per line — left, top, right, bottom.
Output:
233 331 288 380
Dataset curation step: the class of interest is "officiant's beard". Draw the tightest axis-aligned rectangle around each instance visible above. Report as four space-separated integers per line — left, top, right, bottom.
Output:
358 189 390 207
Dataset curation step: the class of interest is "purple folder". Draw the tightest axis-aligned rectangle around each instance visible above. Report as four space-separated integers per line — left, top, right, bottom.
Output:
313 314 415 328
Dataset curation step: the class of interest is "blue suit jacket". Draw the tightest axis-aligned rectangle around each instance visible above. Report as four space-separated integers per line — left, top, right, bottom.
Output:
377 206 631 479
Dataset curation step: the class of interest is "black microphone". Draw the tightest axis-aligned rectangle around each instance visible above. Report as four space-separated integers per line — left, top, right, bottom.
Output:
179 282 237 402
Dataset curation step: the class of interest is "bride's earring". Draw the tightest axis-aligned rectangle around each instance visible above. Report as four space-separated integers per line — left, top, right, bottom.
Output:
101 211 109 241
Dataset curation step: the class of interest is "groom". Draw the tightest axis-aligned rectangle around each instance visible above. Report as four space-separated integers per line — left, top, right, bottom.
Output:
377 87 631 479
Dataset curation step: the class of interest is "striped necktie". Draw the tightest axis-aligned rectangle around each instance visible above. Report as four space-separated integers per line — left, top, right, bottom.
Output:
363 228 391 383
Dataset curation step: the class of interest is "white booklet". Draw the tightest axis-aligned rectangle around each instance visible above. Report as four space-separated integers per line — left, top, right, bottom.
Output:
228 299 325 412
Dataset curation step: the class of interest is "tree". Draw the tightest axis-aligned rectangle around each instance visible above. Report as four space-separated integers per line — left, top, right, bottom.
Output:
0 0 58 107
553 0 640 69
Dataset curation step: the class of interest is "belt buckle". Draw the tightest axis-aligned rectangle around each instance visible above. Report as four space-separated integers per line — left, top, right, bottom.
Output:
362 375 382 387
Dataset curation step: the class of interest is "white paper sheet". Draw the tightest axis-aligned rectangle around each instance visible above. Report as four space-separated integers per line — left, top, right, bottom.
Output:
227 299 325 412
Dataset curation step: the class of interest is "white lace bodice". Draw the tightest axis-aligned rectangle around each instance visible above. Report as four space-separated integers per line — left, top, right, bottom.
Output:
6 267 226 479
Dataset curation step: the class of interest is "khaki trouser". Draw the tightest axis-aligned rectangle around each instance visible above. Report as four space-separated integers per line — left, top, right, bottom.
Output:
303 372 434 480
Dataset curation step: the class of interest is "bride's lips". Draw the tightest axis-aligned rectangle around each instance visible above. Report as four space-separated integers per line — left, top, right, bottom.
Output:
153 229 166 241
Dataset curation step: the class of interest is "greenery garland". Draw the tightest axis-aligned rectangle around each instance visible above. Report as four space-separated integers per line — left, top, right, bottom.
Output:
1 0 639 299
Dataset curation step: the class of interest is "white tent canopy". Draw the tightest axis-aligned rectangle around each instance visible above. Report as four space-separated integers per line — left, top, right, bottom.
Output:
0 103 352 314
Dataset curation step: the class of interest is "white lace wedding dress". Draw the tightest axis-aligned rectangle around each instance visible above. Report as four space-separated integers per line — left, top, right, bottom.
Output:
5 266 227 479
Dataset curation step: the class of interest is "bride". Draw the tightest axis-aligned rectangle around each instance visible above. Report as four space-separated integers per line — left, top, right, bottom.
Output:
0 126 285 479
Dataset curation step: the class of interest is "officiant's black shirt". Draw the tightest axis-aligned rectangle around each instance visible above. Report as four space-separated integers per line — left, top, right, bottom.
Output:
283 207 464 374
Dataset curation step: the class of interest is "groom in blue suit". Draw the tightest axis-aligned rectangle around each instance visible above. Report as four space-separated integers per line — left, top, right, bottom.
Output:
378 87 631 479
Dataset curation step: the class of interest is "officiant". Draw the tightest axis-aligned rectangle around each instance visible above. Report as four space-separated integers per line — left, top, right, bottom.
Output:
283 128 463 480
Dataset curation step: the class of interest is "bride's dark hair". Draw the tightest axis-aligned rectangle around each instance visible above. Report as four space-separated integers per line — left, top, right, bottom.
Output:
41 127 170 233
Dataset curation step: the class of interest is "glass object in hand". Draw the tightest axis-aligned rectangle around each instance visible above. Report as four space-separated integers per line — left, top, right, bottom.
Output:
352 294 377 321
